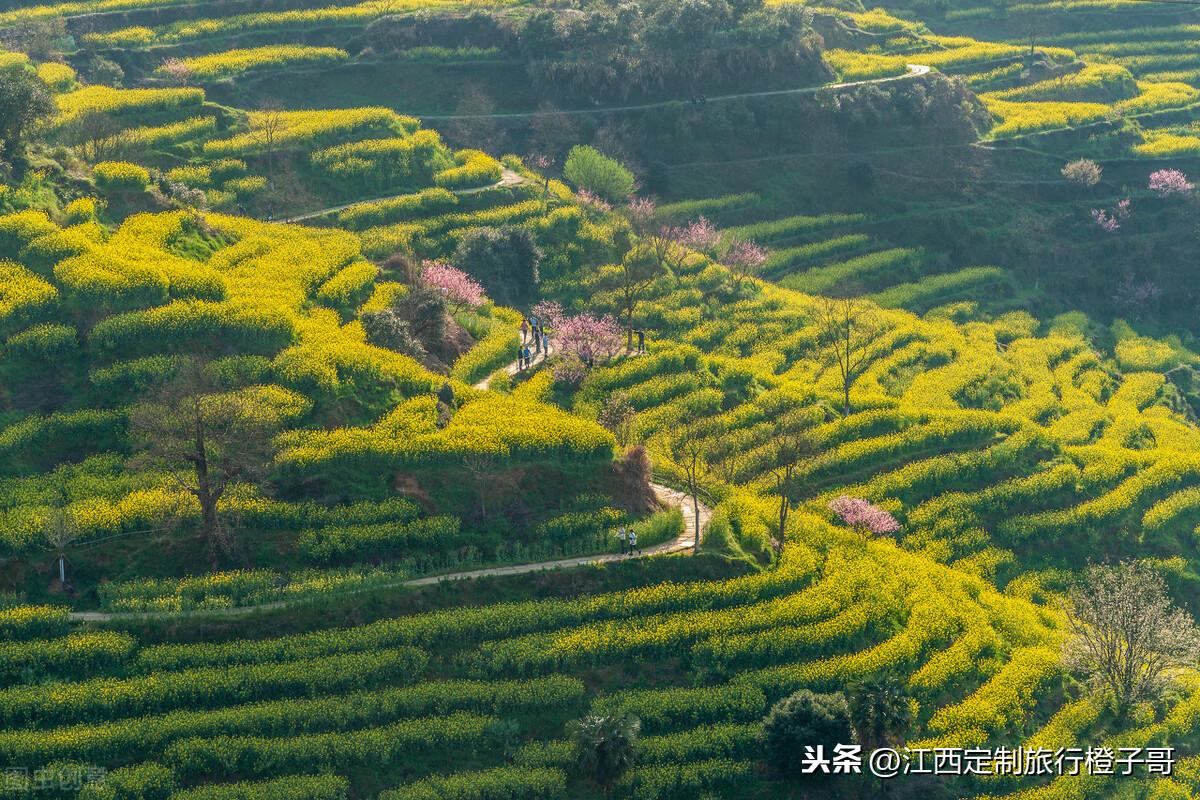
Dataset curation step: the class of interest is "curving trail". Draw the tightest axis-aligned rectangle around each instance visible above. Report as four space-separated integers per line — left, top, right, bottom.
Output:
275 65 931 225
418 64 932 121
70 483 707 623
277 167 526 224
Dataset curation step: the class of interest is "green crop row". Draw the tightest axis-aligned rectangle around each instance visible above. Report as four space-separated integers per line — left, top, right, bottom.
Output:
0 647 427 727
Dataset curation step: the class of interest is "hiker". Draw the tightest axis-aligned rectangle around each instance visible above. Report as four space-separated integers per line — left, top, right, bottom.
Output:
520 317 529 343
617 526 628 554
628 528 639 555
523 346 532 369
542 331 550 355
518 348 526 370
637 329 646 354
534 329 542 355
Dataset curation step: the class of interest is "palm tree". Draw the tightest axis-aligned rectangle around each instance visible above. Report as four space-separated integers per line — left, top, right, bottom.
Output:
570 713 640 799
849 677 913 795
849 676 913 751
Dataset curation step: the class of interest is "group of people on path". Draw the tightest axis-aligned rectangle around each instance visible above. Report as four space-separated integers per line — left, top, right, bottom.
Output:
616 525 641 555
518 315 551 371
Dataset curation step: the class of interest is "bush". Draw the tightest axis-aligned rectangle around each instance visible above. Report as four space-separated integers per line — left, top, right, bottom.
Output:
563 145 635 202
453 226 541 307
434 149 503 189
297 516 462 563
93 161 150 191
77 763 174 800
89 301 294 361
0 604 70 640
761 690 854 777
168 774 346 800
380 767 566 800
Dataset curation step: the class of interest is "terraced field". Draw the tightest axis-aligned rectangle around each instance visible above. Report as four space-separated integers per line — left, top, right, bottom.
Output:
3 0 1200 796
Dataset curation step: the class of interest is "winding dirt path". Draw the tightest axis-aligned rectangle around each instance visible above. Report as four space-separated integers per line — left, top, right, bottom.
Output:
70 483 707 623
277 167 526 224
418 64 932 121
73 344 702 625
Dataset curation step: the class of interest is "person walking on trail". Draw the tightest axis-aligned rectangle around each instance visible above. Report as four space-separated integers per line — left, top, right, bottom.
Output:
628 528 639 555
542 331 550 355
520 317 529 344
518 348 525 371
617 525 628 554
534 329 542 355
637 329 646 354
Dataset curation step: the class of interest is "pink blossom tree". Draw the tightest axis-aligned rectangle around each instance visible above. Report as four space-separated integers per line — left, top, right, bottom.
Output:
626 197 657 236
1091 208 1120 232
159 58 194 86
531 300 565 329
1113 276 1162 313
421 260 487 313
1149 169 1193 197
670 216 721 254
555 312 623 365
723 238 769 289
829 496 901 536
576 189 612 213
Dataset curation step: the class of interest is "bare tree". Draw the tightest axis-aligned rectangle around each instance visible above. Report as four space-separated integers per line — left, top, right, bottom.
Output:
462 454 495 518
815 297 883 416
1063 561 1200 719
765 424 818 556
128 360 284 566
251 106 287 183
666 421 710 554
43 507 79 588
609 246 664 352
60 110 130 162
598 392 635 447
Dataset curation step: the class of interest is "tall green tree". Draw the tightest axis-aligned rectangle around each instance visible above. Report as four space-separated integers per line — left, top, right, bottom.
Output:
570 713 640 799
453 226 542 306
848 676 913 752
564 145 635 202
129 360 295 566
762 690 854 779
0 63 54 164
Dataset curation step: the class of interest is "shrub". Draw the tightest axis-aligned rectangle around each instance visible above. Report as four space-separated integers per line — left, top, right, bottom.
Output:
453 226 541 306
174 46 348 80
165 713 496 779
0 604 70 640
0 647 428 726
77 763 175 800
379 767 566 800
89 301 295 361
93 161 151 191
564 145 635 202
0 260 58 337
64 196 103 223
434 149 503 189
297 516 462 563
1062 158 1103 187
761 690 853 777
168 775 346 800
